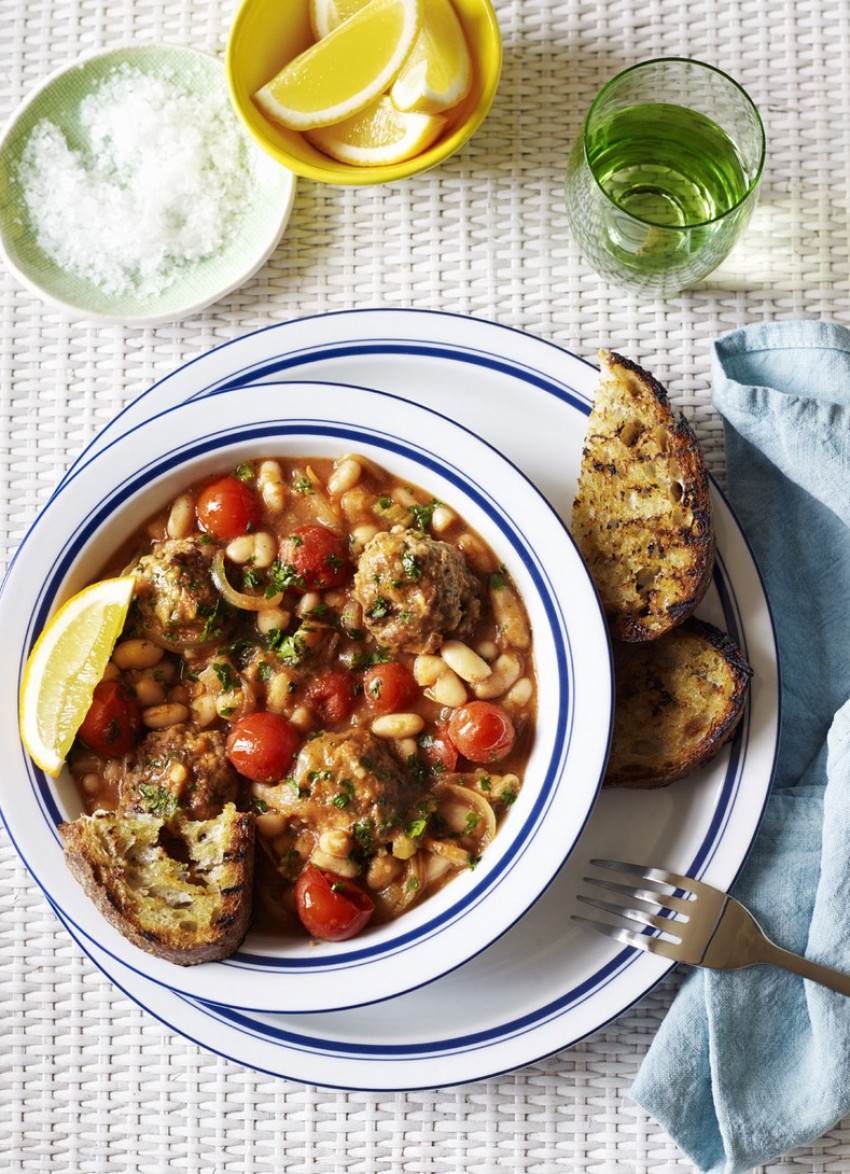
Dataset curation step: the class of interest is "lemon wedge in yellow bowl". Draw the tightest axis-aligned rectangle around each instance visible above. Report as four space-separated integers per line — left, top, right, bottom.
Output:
306 95 446 165
391 0 472 114
19 576 136 776
255 0 421 130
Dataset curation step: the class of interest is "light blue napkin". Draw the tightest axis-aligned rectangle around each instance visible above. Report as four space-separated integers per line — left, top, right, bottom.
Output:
630 319 850 1174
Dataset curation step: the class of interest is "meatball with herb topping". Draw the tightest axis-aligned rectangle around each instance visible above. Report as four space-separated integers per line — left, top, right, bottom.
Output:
353 529 480 654
117 725 245 822
131 536 229 651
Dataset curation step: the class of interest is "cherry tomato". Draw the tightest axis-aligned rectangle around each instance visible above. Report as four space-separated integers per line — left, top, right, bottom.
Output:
77 680 143 757
196 476 261 541
294 865 375 941
225 712 301 782
306 669 356 725
363 661 418 714
419 724 458 774
447 701 516 763
279 525 350 592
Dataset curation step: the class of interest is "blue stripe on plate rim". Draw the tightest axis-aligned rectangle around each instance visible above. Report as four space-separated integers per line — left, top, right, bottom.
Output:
8 387 595 989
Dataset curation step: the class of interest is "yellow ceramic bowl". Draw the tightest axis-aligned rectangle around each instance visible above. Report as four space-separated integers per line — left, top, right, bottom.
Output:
226 0 502 185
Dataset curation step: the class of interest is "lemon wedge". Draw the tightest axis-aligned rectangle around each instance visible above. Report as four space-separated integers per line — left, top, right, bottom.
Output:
255 0 422 131
390 0 472 115
308 0 367 40
19 576 136 777
306 95 446 165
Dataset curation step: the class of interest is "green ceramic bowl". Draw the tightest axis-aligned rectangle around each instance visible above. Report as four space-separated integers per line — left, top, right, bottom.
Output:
0 44 297 325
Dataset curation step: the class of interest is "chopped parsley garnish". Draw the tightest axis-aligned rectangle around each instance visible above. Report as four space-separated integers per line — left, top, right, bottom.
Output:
242 566 262 591
365 596 391 619
325 552 344 571
235 463 255 482
288 777 310 799
348 646 392 671
103 717 122 745
500 786 518 806
268 559 306 594
252 796 269 814
139 783 178 819
405 816 428 839
212 661 240 693
401 549 422 581
352 820 374 850
405 877 420 893
409 498 441 531
478 775 492 792
489 565 508 590
293 476 313 495
266 631 307 664
464 811 481 834
467 853 480 871
331 779 356 809
378 495 393 509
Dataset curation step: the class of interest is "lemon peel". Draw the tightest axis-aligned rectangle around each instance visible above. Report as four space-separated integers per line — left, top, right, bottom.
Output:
19 576 136 776
306 95 446 165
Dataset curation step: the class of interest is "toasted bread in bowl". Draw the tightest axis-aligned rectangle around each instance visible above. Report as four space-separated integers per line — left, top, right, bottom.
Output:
604 617 753 788
572 349 715 643
59 803 254 966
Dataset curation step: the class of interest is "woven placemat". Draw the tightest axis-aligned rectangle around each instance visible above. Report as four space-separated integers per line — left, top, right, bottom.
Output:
3 0 850 1170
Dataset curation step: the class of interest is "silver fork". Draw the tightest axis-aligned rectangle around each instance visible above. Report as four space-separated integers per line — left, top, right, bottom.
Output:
573 859 850 995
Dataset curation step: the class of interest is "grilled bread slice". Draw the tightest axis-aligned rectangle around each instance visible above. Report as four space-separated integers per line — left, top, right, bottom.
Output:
604 617 752 788
59 802 254 965
572 350 715 642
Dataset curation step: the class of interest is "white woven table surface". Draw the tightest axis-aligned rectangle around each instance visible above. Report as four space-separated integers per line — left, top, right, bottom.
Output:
2 0 849 1170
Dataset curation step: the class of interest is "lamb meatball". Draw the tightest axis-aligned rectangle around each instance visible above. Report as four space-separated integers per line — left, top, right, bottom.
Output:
118 725 244 821
131 537 228 651
270 727 421 846
353 529 480 654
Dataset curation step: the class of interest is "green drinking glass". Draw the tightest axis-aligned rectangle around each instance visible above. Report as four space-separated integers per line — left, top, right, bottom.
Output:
564 58 765 296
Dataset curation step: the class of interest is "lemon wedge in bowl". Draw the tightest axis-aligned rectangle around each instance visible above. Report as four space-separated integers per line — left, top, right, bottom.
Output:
254 0 422 131
306 96 446 165
19 576 136 776
391 0 472 114
308 0 366 39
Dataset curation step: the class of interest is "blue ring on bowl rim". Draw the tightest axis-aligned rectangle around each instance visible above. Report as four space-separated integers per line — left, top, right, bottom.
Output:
9 383 605 994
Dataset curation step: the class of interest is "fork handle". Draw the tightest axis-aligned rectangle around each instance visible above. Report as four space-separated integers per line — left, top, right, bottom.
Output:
759 939 850 996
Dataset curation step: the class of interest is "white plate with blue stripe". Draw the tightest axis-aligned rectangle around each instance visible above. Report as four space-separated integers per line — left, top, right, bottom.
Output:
17 310 778 1087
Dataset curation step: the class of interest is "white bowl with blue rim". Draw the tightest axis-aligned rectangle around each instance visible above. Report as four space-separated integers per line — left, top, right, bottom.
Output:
0 380 612 1013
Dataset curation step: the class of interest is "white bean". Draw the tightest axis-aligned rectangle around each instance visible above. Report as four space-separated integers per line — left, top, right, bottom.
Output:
318 829 353 858
166 493 195 539
490 584 531 649
81 773 102 796
296 592 322 617
413 654 444 687
457 531 496 574
426 667 468 708
266 670 296 715
309 849 360 878
225 534 255 564
112 639 163 671
430 505 456 534
472 653 522 700
142 702 190 729
365 854 403 890
257 607 291 635
327 458 362 497
252 531 277 569
371 713 425 739
191 693 219 727
350 522 379 551
256 812 288 839
134 676 166 707
258 460 286 513
440 639 492 683
504 676 534 708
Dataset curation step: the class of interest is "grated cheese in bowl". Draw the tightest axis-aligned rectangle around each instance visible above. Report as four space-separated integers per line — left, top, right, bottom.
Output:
16 64 257 298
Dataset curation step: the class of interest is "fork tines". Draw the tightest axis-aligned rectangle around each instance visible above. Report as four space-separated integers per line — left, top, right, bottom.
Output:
571 859 698 956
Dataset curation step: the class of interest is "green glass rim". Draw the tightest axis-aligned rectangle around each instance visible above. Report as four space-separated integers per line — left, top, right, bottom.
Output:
581 56 766 231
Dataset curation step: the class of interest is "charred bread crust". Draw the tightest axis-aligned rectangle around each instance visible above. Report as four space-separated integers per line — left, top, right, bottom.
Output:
59 803 254 966
572 350 715 642
604 617 753 788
